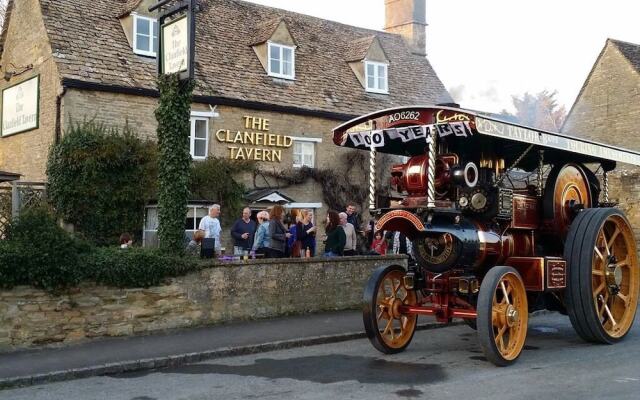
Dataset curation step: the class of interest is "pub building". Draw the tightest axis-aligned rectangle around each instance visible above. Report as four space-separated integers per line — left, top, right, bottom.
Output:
0 0 452 247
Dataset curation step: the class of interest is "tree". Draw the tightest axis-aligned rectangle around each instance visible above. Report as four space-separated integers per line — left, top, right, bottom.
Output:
501 90 567 131
0 0 8 31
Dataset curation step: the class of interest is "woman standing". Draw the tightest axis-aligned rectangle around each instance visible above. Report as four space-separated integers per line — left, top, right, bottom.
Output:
323 210 345 257
252 210 271 257
297 209 316 257
268 204 290 258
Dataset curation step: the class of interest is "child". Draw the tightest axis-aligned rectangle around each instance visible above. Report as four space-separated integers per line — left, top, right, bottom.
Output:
371 231 387 255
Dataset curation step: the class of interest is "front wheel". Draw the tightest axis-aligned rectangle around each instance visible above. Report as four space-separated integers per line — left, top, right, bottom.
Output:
477 266 529 366
363 265 418 354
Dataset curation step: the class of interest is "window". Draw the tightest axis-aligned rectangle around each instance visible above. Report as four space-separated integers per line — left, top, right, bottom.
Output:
268 42 295 79
143 204 208 247
293 141 315 168
190 117 209 159
365 61 388 94
133 14 158 57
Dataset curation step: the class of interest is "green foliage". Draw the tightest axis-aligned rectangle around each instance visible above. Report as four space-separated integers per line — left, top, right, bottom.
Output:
46 120 157 246
0 207 90 290
85 247 199 288
189 157 255 225
155 74 195 253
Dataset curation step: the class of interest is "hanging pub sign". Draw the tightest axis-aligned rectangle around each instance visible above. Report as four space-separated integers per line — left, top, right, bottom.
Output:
152 0 195 81
161 16 189 75
1 75 39 137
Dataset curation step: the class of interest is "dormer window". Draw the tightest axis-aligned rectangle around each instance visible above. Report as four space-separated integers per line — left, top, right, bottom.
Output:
268 42 295 80
365 61 388 94
133 14 158 57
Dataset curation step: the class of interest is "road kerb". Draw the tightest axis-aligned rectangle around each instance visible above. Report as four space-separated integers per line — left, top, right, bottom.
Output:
0 320 458 390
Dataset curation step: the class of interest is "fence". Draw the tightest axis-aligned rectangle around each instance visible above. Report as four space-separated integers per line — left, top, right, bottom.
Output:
0 182 47 238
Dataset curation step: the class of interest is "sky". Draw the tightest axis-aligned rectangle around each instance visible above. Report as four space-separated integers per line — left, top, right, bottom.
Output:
245 0 640 114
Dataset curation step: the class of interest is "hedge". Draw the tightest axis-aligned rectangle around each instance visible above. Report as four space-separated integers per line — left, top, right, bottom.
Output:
0 208 202 291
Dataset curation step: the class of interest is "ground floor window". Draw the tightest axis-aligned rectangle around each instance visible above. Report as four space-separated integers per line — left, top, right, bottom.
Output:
143 204 209 247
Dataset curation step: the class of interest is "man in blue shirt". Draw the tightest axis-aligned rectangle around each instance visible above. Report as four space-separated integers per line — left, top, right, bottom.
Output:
231 207 257 256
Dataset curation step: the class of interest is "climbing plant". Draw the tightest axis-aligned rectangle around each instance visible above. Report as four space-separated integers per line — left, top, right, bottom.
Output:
189 157 256 225
46 120 157 245
155 74 195 253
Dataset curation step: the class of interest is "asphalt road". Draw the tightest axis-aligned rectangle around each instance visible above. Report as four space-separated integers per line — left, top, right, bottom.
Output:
2 312 639 400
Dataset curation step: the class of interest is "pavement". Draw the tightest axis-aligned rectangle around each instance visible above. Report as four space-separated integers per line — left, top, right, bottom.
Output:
0 310 449 389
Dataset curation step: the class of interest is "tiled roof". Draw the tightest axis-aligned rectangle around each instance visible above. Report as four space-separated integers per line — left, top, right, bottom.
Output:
39 0 452 118
610 39 640 73
118 0 144 18
343 36 376 62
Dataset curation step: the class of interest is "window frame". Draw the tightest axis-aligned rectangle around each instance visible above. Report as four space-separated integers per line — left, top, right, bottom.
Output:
189 116 209 160
364 60 389 94
132 14 158 57
292 140 316 168
267 42 296 80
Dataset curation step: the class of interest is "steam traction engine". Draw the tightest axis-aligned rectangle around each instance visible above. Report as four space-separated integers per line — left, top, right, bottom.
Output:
332 106 640 366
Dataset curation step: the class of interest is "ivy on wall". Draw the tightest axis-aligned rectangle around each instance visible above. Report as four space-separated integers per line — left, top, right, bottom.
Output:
155 74 195 253
189 157 256 225
46 121 157 245
254 151 393 212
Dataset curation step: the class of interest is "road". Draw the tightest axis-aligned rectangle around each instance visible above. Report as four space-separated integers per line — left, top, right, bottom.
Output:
2 312 640 400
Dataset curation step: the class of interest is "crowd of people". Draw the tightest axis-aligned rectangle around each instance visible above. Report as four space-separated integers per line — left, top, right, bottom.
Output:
184 202 414 260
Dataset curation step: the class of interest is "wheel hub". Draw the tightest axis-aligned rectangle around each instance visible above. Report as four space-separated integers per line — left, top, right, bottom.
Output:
606 256 623 294
506 305 519 327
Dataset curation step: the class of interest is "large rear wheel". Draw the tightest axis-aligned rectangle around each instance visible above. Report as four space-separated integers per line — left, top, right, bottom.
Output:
363 265 418 354
565 208 639 343
477 266 529 366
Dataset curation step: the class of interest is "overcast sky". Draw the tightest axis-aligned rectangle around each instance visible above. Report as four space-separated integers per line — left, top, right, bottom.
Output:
245 0 640 114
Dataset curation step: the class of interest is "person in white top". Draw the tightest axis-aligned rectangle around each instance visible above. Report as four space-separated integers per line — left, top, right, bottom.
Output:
339 212 357 256
199 204 222 250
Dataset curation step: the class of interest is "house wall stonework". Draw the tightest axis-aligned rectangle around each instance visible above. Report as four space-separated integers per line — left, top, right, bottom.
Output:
0 0 62 182
563 44 640 152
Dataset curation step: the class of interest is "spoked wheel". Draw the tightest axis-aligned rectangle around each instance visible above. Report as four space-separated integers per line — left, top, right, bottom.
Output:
565 208 639 343
363 265 418 354
477 266 529 366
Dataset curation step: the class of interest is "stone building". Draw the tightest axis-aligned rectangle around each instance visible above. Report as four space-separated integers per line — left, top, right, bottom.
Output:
563 38 640 235
0 0 451 246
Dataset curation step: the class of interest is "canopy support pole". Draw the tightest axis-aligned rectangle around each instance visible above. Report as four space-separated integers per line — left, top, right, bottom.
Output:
427 128 437 208
369 145 376 210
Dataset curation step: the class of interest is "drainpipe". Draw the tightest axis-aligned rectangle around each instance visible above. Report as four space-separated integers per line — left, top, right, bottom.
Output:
55 87 67 144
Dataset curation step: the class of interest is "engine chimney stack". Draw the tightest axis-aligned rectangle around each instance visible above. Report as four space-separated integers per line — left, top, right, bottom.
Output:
384 0 427 57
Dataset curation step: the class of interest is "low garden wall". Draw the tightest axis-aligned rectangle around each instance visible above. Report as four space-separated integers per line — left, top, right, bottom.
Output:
0 255 407 352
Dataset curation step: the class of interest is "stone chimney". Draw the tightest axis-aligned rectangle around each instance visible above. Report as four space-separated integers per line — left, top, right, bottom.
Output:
384 0 427 57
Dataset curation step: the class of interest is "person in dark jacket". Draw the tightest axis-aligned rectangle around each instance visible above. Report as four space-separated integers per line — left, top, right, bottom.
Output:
323 210 346 257
268 204 290 258
231 207 257 256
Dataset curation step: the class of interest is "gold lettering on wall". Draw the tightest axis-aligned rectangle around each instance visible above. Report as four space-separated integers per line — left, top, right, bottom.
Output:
217 116 292 162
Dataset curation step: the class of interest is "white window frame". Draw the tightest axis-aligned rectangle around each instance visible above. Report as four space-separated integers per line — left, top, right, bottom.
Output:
292 139 315 168
132 14 158 57
364 60 389 94
190 117 209 160
267 42 296 80
143 204 209 247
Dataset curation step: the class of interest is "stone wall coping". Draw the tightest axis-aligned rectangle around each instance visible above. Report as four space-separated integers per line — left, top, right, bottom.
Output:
198 255 408 269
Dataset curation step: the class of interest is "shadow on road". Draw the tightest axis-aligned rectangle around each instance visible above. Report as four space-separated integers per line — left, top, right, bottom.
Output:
110 354 447 385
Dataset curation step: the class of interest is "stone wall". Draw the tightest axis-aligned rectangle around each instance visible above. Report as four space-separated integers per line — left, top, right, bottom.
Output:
563 41 640 152
0 256 407 351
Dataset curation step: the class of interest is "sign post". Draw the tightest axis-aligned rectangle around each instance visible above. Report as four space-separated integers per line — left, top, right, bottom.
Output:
151 0 196 81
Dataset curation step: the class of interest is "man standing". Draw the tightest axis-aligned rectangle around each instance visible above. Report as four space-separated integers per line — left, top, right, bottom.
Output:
345 203 361 231
231 207 257 256
199 204 222 250
339 212 357 256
